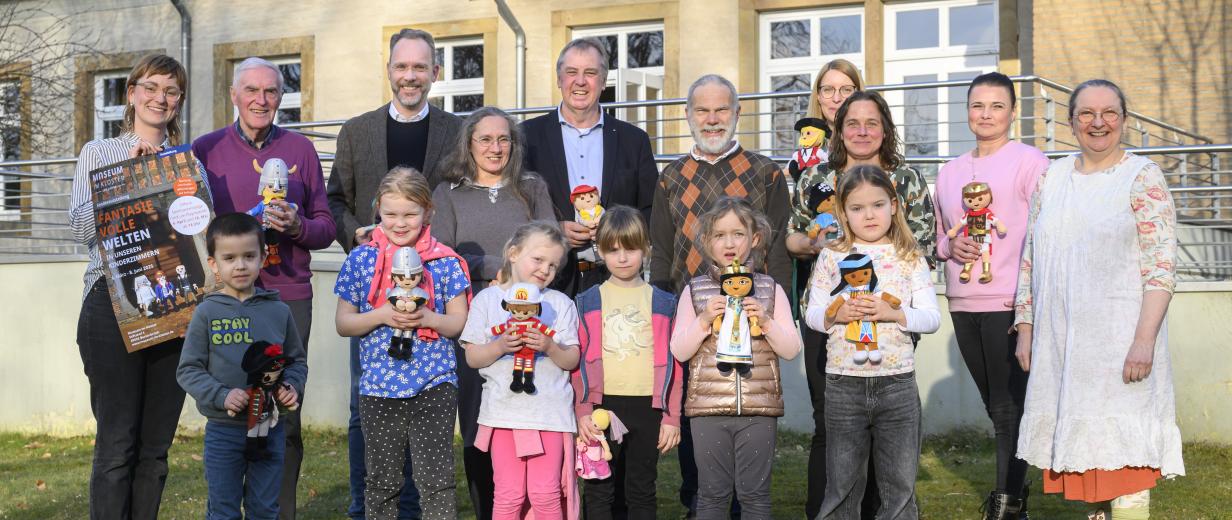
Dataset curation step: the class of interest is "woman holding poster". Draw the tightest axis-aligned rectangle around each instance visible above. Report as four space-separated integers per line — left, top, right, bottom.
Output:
69 54 199 520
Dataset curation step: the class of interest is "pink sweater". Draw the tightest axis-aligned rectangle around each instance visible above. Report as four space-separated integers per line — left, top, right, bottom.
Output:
934 141 1048 312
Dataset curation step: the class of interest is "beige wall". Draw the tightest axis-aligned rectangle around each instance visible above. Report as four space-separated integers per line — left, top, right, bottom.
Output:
5 260 1229 442
1031 0 1231 143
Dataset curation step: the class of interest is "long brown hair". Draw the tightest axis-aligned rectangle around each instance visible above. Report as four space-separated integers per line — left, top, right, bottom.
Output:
696 197 772 273
123 54 188 145
440 106 539 219
829 165 919 262
806 58 863 121
827 91 903 173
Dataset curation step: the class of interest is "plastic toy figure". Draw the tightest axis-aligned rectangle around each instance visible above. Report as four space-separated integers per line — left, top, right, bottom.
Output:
173 264 200 307
713 259 761 369
247 158 298 267
787 117 831 181
133 274 156 317
805 182 840 243
490 283 557 394
153 271 177 313
571 185 604 229
386 247 429 361
826 253 902 364
945 181 1006 283
576 408 628 480
229 341 299 461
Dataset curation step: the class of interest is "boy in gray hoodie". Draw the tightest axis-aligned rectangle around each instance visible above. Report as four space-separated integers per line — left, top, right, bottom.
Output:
177 213 307 519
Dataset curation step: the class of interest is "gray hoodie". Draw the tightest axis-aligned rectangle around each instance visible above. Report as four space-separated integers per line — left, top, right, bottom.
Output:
177 288 308 425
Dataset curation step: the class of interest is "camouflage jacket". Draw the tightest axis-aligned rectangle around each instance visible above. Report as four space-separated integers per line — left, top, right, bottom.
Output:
788 164 936 267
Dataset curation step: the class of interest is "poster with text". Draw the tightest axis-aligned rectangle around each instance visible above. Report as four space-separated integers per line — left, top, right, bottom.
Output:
90 144 220 352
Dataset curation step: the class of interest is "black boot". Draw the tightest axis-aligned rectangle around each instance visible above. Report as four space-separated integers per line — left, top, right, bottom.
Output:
981 491 1011 520
1015 485 1030 519
522 371 536 394
509 369 524 393
387 337 403 360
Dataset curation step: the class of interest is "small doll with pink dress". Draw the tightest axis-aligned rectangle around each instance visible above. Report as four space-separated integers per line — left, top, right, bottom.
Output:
576 408 628 480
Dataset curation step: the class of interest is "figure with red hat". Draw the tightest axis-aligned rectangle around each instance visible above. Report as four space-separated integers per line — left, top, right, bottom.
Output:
571 184 604 230
490 282 557 394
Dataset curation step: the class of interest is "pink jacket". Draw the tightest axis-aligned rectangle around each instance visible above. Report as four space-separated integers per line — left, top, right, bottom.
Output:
570 284 684 427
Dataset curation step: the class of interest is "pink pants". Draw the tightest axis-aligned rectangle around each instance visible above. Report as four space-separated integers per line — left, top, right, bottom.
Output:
490 429 566 520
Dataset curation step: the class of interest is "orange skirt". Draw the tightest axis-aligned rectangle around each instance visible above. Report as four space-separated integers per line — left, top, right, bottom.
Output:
1043 467 1161 503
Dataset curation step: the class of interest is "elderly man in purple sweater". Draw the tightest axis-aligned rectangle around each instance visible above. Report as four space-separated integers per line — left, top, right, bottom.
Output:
191 56 335 520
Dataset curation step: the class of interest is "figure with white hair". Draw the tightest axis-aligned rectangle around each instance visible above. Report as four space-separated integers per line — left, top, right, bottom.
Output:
192 55 336 519
647 73 792 519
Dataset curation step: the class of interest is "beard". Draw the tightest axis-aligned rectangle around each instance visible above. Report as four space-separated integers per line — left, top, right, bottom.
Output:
392 80 428 110
690 120 737 155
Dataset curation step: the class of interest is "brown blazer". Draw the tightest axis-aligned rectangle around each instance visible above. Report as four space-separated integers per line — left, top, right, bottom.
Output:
326 103 462 251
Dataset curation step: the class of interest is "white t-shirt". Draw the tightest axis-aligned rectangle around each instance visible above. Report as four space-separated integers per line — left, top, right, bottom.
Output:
460 285 580 433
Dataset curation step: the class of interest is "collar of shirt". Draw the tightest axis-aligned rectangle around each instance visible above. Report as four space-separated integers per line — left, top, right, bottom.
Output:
234 120 279 150
452 176 508 190
390 102 430 123
557 106 604 135
119 131 171 150
690 140 741 165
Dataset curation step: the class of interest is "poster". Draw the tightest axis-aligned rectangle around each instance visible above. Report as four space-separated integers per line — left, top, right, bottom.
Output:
89 144 220 352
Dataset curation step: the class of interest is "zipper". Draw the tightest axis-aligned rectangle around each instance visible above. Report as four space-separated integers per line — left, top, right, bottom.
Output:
576 293 590 403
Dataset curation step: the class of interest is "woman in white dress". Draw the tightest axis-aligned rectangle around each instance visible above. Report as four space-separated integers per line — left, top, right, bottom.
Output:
1012 79 1184 520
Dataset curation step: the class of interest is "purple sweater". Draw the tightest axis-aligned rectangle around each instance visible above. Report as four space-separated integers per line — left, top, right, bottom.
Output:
192 124 336 301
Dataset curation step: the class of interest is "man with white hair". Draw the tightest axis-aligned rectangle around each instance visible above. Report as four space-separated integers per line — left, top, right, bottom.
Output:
192 56 336 520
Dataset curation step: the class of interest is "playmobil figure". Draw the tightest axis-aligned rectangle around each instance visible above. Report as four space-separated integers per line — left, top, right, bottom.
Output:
805 182 840 243
787 117 831 181
571 184 604 229
231 341 299 461
945 181 1006 283
173 264 201 306
133 274 156 317
825 253 902 364
385 247 429 361
712 259 762 368
575 408 628 480
153 271 177 312
490 282 557 394
246 158 299 266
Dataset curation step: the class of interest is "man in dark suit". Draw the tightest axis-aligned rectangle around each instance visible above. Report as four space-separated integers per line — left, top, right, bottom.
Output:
521 37 659 296
324 28 462 520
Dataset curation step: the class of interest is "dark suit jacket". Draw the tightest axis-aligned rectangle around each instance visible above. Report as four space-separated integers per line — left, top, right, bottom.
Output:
521 109 659 292
326 103 462 251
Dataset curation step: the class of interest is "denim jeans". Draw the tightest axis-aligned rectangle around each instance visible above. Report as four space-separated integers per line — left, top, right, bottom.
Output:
77 279 185 520
818 373 921 520
349 337 421 519
204 421 286 520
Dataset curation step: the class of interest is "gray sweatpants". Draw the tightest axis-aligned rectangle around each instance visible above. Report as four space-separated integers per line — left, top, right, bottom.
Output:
359 384 458 520
690 415 778 520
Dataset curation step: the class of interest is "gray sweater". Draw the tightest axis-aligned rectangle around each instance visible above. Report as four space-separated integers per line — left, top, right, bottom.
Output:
177 288 308 425
431 174 558 283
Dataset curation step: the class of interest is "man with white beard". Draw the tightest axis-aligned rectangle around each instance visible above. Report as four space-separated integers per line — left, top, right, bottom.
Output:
649 74 792 295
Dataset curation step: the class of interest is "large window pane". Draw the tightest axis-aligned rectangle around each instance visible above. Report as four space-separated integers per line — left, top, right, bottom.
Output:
947 71 981 156
102 77 126 106
896 9 939 50
949 4 995 46
276 108 301 124
770 20 810 59
820 15 861 55
453 94 484 113
278 63 301 93
452 44 483 80
627 31 664 68
597 35 618 71
434 48 445 80
903 73 938 157
1 81 20 209
771 74 810 154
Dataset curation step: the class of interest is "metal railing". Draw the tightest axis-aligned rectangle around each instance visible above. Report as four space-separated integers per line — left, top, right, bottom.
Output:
1 77 1228 281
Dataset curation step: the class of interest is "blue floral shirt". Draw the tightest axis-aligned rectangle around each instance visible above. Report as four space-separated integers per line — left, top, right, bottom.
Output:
334 244 470 398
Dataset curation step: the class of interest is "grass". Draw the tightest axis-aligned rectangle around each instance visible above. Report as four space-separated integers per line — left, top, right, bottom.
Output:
1 428 1228 519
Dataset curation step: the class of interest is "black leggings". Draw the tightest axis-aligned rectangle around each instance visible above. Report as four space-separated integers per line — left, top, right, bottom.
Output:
951 311 1029 494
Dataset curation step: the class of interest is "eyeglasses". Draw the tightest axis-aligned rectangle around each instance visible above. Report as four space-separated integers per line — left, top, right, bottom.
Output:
472 136 512 148
1074 110 1121 124
819 85 856 100
136 81 183 100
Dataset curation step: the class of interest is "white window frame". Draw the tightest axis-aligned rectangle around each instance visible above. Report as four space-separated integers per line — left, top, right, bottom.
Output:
232 56 302 125
572 22 667 150
94 71 127 140
884 0 999 63
757 6 865 154
429 37 485 113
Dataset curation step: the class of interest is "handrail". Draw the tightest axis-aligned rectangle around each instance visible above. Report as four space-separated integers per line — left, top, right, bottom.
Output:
649 143 1232 165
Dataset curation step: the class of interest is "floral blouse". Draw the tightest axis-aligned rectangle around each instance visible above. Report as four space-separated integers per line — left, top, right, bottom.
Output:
1014 154 1177 325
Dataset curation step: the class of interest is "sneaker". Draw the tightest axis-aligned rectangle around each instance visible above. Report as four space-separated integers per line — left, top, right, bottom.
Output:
867 349 883 364
853 350 869 364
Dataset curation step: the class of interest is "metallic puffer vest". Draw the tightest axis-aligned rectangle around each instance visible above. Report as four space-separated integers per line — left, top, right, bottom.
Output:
684 272 783 417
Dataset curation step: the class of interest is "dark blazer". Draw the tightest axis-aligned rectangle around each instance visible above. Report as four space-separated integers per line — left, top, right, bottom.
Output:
326 103 462 251
521 109 659 292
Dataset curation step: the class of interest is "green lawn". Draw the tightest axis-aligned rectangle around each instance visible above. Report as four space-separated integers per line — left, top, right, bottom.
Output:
1 428 1227 519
